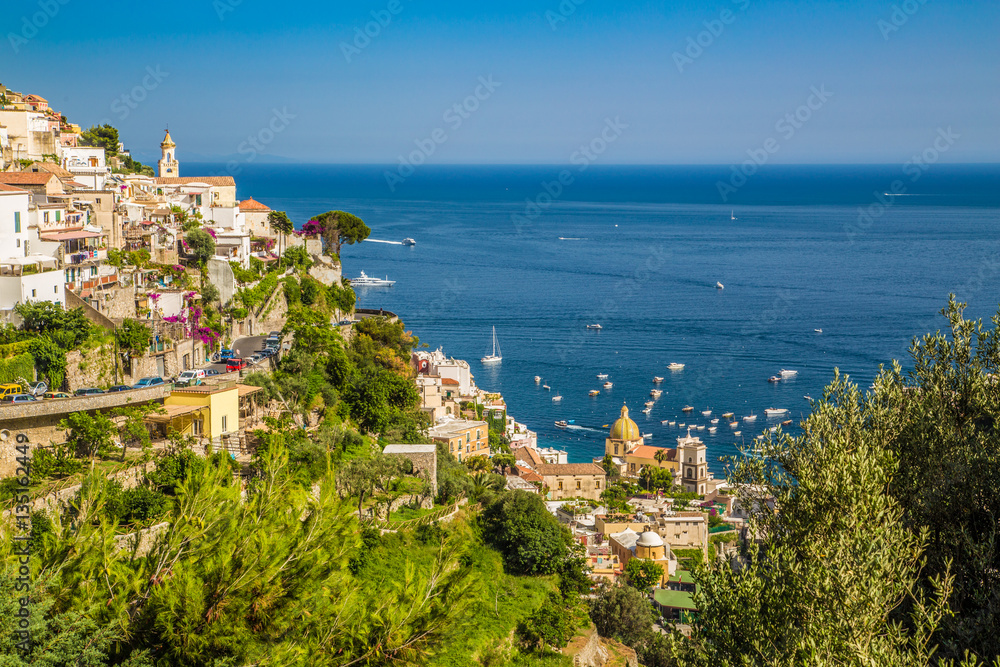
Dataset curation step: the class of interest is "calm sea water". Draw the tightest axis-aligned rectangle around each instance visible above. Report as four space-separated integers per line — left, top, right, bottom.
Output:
191 163 1000 473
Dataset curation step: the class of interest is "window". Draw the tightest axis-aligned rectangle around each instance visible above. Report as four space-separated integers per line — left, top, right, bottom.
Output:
596 481 600 490
16 239 19 248
558 480 563 490
96 197 101 205
90 266 97 276
193 420 202 435
14 211 20 233
196 194 202 205
31 289 37 297
43 211 49 223
222 416 228 432
576 480 581 490
53 285 57 293
55 210 61 222
466 433 470 443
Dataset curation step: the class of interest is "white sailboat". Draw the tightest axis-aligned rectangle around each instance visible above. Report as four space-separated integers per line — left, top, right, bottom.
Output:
481 326 502 364
731 210 737 221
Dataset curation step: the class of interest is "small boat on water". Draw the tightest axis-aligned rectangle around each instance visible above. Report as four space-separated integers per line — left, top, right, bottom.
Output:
401 237 416 246
734 430 742 436
769 426 778 433
701 409 712 416
722 412 734 419
652 376 664 383
642 407 652 414
543 384 551 390
555 420 568 428
716 281 724 290
650 389 662 398
768 375 781 383
668 363 685 371
678 423 686 428
743 414 758 422
668 421 676 426
710 418 719 424
764 408 789 417
814 328 823 334
589 389 600 397
645 401 655 408
661 419 670 425
481 326 502 364
534 376 542 383
779 369 798 377
781 419 792 426
697 425 706 431
597 373 609 380
350 271 396 286
729 421 738 428
603 382 613 389
682 406 694 413
587 324 602 330
708 426 717 433
803 395 813 401
552 395 562 402
642 433 653 439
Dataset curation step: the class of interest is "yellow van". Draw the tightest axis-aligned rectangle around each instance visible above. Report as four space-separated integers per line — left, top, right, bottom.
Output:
0 383 22 399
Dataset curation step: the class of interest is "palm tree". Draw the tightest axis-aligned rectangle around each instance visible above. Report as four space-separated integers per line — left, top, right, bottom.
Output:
640 465 653 492
267 210 294 258
654 448 668 469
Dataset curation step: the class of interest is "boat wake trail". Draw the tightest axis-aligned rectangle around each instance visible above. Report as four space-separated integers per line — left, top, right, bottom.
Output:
565 425 606 434
365 239 404 245
558 237 588 240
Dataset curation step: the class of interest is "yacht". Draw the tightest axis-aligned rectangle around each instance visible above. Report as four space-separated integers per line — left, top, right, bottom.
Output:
716 281 724 290
682 406 694 413
555 420 568 428
779 369 798 377
743 414 758 422
650 389 662 398
589 389 600 397
401 238 416 246
668 362 685 371
350 271 395 286
768 375 781 383
764 408 789 417
586 324 603 330
603 382 613 389
652 376 664 383
534 376 541 383
481 326 502 364
597 373 609 380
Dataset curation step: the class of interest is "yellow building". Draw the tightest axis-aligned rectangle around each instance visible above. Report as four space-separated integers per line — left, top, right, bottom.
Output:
428 418 489 462
538 463 606 501
146 383 240 441
600 404 679 478
609 528 677 585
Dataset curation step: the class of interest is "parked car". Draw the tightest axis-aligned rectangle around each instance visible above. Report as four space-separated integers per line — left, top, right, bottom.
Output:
74 387 105 396
43 391 71 399
107 385 131 392
2 394 37 403
337 319 354 326
0 383 22 399
26 381 48 396
269 331 283 339
219 348 235 361
133 376 165 388
176 370 206 386
225 358 246 372
203 369 221 377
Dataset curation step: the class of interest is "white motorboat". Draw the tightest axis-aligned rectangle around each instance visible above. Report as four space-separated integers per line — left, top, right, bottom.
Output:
555 420 568 428
552 395 562 402
650 389 662 398
743 414 757 422
597 373 609 380
779 369 798 377
652 376 664 383
803 395 813 401
764 408 789 417
682 406 694 413
534 376 542 383
768 375 781 383
716 281 724 289
603 382 613 389
697 425 705 431
710 418 719 424
587 324 603 330
701 409 712 416
734 430 741 436
589 389 600 397
645 400 655 408
668 421 676 426
814 328 823 333
678 423 686 428
543 384 551 390
642 407 652 414
708 426 717 433
661 420 671 425
481 326 502 364
668 362 685 371
729 421 738 428
642 433 653 438
401 238 416 246
350 271 395 286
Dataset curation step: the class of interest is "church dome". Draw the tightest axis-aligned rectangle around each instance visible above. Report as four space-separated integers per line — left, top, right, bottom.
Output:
636 530 664 548
609 404 641 441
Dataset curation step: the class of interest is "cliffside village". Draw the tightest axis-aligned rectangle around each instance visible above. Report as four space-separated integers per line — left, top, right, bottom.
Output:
0 83 754 624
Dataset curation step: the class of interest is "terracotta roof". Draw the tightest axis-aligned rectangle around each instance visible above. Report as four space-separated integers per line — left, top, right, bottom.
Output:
0 172 60 185
155 176 236 186
513 446 542 467
239 197 270 211
441 378 459 386
24 94 48 102
0 183 28 193
515 465 543 483
627 445 677 461
28 162 74 179
536 463 606 477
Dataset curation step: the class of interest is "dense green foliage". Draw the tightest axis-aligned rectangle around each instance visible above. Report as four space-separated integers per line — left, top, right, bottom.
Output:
480 491 572 575
184 229 215 265
0 351 34 384
624 558 663 591
311 210 371 255
79 124 120 156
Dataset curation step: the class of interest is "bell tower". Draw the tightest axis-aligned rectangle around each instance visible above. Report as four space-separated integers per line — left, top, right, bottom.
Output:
158 129 179 177
678 429 708 495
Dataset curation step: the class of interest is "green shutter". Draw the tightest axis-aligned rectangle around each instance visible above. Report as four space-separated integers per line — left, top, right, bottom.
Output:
14 211 20 233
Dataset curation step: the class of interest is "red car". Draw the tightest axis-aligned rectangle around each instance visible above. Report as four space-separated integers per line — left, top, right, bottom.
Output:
225 358 246 371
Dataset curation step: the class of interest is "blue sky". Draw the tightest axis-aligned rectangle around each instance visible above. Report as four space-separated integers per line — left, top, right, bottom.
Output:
1 0 997 164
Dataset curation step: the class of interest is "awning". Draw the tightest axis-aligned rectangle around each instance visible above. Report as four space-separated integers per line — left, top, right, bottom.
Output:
40 230 103 241
237 384 263 397
145 404 205 423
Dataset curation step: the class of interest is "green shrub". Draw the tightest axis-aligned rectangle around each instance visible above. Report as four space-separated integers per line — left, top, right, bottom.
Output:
0 352 34 384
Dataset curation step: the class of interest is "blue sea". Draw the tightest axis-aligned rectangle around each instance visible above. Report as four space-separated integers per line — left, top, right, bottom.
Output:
191 162 1000 474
